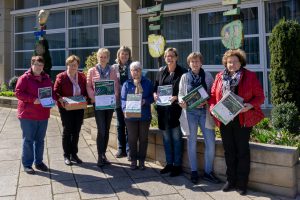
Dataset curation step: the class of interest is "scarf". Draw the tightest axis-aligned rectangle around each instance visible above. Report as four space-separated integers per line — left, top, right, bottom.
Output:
133 77 143 94
97 64 110 80
118 63 130 85
187 68 207 93
67 71 81 96
222 68 242 95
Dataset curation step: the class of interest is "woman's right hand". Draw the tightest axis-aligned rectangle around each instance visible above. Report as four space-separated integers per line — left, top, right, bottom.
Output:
34 98 40 104
179 101 187 109
90 97 95 103
153 93 158 102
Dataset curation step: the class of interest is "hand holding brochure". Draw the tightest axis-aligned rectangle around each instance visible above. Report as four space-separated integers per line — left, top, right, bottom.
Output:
38 87 55 108
211 91 244 125
94 80 116 110
62 96 87 110
125 94 142 118
156 85 173 106
182 85 209 110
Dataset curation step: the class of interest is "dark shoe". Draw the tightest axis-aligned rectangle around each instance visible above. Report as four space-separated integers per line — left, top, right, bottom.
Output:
170 166 182 177
139 161 145 170
239 188 247 195
97 156 104 167
203 172 221 184
115 150 127 158
190 171 199 184
102 154 111 165
222 181 235 192
160 164 173 174
130 161 138 170
35 162 48 172
64 157 72 166
24 166 35 174
71 154 83 164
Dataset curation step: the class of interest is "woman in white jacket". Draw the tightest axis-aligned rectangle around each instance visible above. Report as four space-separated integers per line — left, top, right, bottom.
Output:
178 52 220 184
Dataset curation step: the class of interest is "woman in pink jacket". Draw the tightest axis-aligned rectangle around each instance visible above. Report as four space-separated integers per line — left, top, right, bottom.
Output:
15 56 53 174
86 48 120 167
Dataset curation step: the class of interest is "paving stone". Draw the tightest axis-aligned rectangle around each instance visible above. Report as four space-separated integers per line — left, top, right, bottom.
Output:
108 176 136 190
46 137 62 148
163 174 195 190
17 185 52 200
0 160 20 176
0 138 21 149
0 148 21 161
50 168 74 182
133 177 177 197
47 147 64 155
19 171 50 187
77 180 116 199
0 175 18 196
53 192 81 200
115 187 147 200
51 180 78 194
73 165 106 183
126 165 160 179
0 196 15 200
147 194 185 200
102 164 129 178
178 187 214 200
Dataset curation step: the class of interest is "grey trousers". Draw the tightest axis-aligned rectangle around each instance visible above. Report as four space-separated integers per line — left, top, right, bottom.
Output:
125 120 151 162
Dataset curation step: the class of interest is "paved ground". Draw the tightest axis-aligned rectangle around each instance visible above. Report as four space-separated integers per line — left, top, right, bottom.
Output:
0 107 298 200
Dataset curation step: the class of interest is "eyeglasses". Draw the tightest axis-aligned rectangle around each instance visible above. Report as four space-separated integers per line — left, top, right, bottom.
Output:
33 62 44 66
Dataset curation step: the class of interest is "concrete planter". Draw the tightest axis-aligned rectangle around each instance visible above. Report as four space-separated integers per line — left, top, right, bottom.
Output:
84 116 299 198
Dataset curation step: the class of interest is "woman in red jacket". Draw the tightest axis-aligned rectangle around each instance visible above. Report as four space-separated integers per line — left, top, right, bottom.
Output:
15 56 53 174
54 55 87 166
209 49 264 195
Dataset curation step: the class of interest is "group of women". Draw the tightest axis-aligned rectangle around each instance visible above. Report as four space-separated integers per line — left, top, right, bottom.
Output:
15 46 264 196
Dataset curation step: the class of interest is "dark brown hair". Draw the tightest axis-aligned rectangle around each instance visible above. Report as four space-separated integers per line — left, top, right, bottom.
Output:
222 49 247 68
31 56 45 65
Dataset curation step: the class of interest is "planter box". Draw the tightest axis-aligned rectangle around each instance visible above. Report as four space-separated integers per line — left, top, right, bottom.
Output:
84 116 299 198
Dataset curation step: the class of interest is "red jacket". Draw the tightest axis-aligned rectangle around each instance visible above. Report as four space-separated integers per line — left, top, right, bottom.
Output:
209 68 265 127
54 71 87 108
15 70 53 120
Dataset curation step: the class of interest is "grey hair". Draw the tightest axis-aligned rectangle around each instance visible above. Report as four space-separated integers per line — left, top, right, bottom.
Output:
130 61 142 70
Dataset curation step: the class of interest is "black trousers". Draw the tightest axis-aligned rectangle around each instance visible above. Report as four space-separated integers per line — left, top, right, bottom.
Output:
59 108 84 158
125 120 150 162
94 109 114 155
220 117 252 189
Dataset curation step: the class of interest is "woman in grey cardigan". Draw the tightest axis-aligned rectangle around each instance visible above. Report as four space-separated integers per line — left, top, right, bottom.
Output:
178 52 220 184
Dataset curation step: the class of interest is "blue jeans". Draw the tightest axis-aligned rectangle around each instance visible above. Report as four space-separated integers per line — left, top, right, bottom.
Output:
186 108 215 173
20 119 48 167
162 126 182 166
115 107 129 153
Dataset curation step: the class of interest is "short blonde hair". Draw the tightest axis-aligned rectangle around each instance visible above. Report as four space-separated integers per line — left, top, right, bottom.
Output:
116 46 132 64
130 61 142 71
97 48 110 63
222 49 247 68
187 52 204 65
164 47 178 58
66 55 80 66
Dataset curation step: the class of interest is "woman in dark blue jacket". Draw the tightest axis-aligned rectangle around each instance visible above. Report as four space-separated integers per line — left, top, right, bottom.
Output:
121 61 154 170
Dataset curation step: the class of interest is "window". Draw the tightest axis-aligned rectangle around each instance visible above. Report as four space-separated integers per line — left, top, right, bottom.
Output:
102 4 119 24
15 15 35 33
15 0 38 9
40 0 67 6
141 0 192 7
199 7 259 65
69 7 98 27
142 13 192 71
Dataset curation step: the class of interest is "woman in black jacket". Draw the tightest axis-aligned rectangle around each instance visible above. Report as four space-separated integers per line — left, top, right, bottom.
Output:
153 47 187 176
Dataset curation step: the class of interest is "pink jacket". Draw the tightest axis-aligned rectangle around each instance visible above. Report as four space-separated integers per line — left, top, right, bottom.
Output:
86 65 120 103
15 70 53 120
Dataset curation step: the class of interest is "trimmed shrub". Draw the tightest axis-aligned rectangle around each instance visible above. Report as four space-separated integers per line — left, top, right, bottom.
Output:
268 19 300 108
8 76 18 91
1 83 8 92
271 102 300 134
83 52 97 74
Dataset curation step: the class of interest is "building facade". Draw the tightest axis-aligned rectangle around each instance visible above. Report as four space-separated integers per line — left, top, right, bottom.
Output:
1 0 299 108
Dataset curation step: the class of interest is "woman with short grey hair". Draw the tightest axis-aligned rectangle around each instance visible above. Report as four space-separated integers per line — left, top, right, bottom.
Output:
121 61 154 170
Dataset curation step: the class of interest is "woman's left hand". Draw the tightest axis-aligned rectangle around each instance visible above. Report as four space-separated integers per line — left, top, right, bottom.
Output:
240 103 253 113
